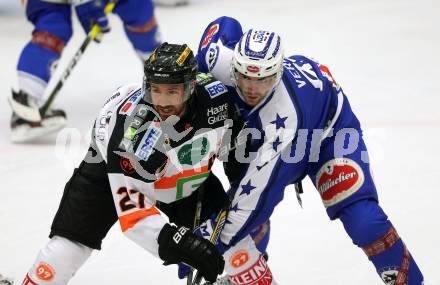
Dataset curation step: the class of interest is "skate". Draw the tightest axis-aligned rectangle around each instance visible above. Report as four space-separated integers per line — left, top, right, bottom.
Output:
9 90 67 143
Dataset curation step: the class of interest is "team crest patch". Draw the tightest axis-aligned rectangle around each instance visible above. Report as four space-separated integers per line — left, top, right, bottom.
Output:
378 266 407 285
316 158 364 207
206 43 219 71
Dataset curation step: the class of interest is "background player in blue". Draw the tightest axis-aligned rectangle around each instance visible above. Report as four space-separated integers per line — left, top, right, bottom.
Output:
192 16 424 285
8 0 161 143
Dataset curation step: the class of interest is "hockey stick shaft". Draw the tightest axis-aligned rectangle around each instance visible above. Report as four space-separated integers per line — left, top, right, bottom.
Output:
192 201 230 285
186 187 205 284
40 1 117 116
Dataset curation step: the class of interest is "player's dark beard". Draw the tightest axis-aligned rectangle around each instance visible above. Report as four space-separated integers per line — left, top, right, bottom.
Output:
155 105 185 120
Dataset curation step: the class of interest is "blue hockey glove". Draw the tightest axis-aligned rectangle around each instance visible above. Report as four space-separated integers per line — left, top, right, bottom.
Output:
74 0 110 40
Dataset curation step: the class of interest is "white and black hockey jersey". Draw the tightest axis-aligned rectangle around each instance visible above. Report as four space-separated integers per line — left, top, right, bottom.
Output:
86 74 238 257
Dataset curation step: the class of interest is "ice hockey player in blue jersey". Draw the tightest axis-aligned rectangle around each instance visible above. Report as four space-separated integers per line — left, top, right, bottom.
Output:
8 0 161 143
190 16 424 285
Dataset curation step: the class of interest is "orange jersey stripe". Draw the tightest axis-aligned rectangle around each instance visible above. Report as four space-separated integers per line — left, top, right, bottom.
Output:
119 207 160 232
154 165 210 189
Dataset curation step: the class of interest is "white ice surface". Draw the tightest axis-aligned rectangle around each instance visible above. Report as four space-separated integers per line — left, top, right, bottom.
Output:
0 0 439 284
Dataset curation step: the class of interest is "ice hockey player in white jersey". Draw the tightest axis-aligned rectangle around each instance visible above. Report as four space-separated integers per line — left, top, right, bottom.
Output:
9 0 161 142
20 43 243 284
190 16 424 285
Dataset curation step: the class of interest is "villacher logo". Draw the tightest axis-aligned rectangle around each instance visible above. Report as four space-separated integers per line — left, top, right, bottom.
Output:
316 158 365 207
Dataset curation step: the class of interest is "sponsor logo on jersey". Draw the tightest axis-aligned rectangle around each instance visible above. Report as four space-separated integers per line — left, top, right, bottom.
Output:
201 24 219 49
318 64 340 89
119 89 142 115
135 124 162 161
103 91 120 106
230 250 250 268
96 111 112 141
120 157 135 174
35 262 55 282
229 254 273 285
124 127 137 140
247 65 260 73
316 158 364 207
207 103 228 125
205 81 227 99
177 137 209 165
175 172 210 200
134 104 151 120
206 43 219 71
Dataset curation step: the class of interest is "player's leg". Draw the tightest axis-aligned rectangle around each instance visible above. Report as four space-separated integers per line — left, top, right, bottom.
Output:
23 158 118 284
209 222 271 285
339 199 423 285
10 0 72 142
113 0 161 61
222 234 276 285
307 101 424 284
23 236 93 285
249 220 270 259
17 0 72 100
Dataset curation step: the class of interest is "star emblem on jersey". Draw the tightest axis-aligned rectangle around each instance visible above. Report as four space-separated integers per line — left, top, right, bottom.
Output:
240 180 256 196
272 136 282 151
270 114 287 130
231 203 240 212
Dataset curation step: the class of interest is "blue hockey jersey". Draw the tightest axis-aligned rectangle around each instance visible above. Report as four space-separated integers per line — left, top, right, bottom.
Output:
197 16 378 247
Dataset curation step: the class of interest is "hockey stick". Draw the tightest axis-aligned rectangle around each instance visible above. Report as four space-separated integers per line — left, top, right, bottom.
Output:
186 184 205 285
37 1 118 118
191 199 231 285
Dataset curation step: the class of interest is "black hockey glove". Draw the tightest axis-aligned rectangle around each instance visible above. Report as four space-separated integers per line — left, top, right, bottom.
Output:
158 224 224 283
